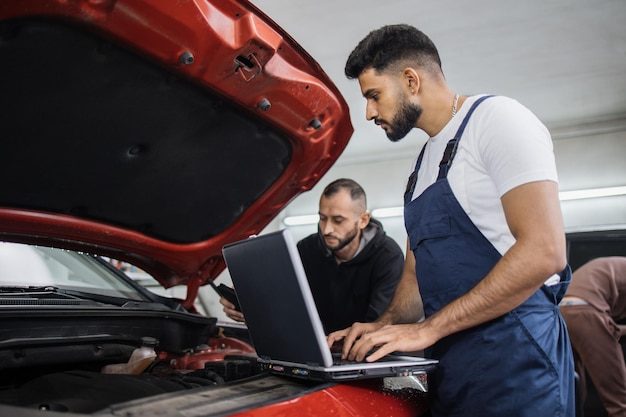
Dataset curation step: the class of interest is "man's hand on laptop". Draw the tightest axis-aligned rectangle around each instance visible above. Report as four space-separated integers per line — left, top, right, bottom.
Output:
219 296 245 323
329 322 434 363
327 322 384 362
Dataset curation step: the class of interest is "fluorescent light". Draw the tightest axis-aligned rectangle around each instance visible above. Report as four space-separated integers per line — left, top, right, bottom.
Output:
559 186 626 201
283 214 319 226
283 186 626 226
371 206 404 218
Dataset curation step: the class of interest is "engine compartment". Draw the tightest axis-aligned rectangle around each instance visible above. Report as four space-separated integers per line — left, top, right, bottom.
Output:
0 336 282 413
0 299 305 416
0 333 266 413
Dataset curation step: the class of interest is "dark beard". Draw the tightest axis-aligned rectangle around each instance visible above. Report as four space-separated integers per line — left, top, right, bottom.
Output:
325 223 359 253
385 98 422 142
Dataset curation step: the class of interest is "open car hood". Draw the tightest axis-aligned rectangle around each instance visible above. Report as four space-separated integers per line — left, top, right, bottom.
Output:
0 0 352 306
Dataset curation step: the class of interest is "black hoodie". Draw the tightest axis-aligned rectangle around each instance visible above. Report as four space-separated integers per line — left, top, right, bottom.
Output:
297 218 404 333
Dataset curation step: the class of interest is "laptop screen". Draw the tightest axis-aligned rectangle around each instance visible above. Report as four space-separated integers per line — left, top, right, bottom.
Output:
222 230 333 367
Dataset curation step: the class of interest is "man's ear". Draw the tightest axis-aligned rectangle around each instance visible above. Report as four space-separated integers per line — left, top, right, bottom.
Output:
359 211 371 230
403 68 420 95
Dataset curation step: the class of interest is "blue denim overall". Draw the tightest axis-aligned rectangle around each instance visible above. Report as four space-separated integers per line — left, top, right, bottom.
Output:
403 96 575 416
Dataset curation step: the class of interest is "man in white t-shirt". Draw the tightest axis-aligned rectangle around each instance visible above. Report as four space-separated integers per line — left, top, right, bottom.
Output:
327 24 575 417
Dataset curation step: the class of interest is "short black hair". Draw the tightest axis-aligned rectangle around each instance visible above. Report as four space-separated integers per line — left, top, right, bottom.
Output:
322 178 367 210
345 24 442 79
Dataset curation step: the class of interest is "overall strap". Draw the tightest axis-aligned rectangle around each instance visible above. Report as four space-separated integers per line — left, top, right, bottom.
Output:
404 95 494 204
437 95 494 179
403 143 427 205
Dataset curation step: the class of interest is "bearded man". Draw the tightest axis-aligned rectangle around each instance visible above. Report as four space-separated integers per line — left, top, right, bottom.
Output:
221 178 404 333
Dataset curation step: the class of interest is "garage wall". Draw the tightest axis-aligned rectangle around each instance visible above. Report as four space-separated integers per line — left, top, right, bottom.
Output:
553 123 626 232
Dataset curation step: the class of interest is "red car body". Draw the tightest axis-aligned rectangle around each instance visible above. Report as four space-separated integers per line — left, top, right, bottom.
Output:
0 0 429 416
0 0 352 302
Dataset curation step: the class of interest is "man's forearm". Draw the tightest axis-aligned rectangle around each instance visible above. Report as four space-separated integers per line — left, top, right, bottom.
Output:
378 270 423 325
426 237 563 342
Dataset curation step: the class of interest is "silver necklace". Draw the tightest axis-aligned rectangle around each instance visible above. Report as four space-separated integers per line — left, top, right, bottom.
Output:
452 94 459 117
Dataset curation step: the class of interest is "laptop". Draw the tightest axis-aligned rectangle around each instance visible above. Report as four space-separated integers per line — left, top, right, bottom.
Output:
222 229 438 381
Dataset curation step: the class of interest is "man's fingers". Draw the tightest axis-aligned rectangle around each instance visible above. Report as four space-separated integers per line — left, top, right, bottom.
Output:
344 322 379 360
365 340 395 362
350 324 413 362
219 296 235 309
349 331 380 361
326 330 346 348
328 322 390 360
342 323 369 358
223 305 245 322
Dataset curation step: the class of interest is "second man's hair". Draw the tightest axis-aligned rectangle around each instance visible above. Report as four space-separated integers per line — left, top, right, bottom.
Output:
323 178 367 211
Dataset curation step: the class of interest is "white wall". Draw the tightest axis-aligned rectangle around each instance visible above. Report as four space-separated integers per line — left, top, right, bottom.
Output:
553 126 626 232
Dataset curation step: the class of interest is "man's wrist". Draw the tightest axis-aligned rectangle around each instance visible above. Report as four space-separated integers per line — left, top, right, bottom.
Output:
376 315 393 327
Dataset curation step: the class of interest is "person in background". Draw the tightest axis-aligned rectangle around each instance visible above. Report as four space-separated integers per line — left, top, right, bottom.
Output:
220 178 404 333
560 256 626 417
327 24 574 416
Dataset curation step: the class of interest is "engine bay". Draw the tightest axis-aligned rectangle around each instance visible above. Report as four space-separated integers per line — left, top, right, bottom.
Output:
0 332 270 413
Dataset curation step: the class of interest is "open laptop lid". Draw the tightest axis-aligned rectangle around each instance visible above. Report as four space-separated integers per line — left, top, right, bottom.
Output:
222 229 438 381
222 229 333 367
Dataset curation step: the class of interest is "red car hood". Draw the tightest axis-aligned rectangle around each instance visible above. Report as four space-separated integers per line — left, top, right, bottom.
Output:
0 0 352 306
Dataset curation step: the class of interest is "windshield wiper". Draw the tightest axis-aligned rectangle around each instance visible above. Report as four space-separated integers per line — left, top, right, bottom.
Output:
57 288 171 310
0 286 170 310
0 286 130 306
0 286 102 306
0 285 61 294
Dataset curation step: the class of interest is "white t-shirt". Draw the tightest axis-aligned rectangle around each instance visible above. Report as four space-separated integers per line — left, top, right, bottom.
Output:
410 95 560 284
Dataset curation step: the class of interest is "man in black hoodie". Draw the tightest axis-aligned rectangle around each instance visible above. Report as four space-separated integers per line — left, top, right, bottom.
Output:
220 178 404 333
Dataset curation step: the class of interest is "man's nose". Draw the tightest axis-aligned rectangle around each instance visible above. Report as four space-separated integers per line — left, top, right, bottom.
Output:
322 221 333 234
366 102 377 121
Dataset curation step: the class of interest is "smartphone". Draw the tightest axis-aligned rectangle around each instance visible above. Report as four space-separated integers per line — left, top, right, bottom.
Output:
208 280 240 311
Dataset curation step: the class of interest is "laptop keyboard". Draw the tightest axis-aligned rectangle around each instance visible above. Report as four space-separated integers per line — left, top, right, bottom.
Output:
332 356 360 365
332 351 398 366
